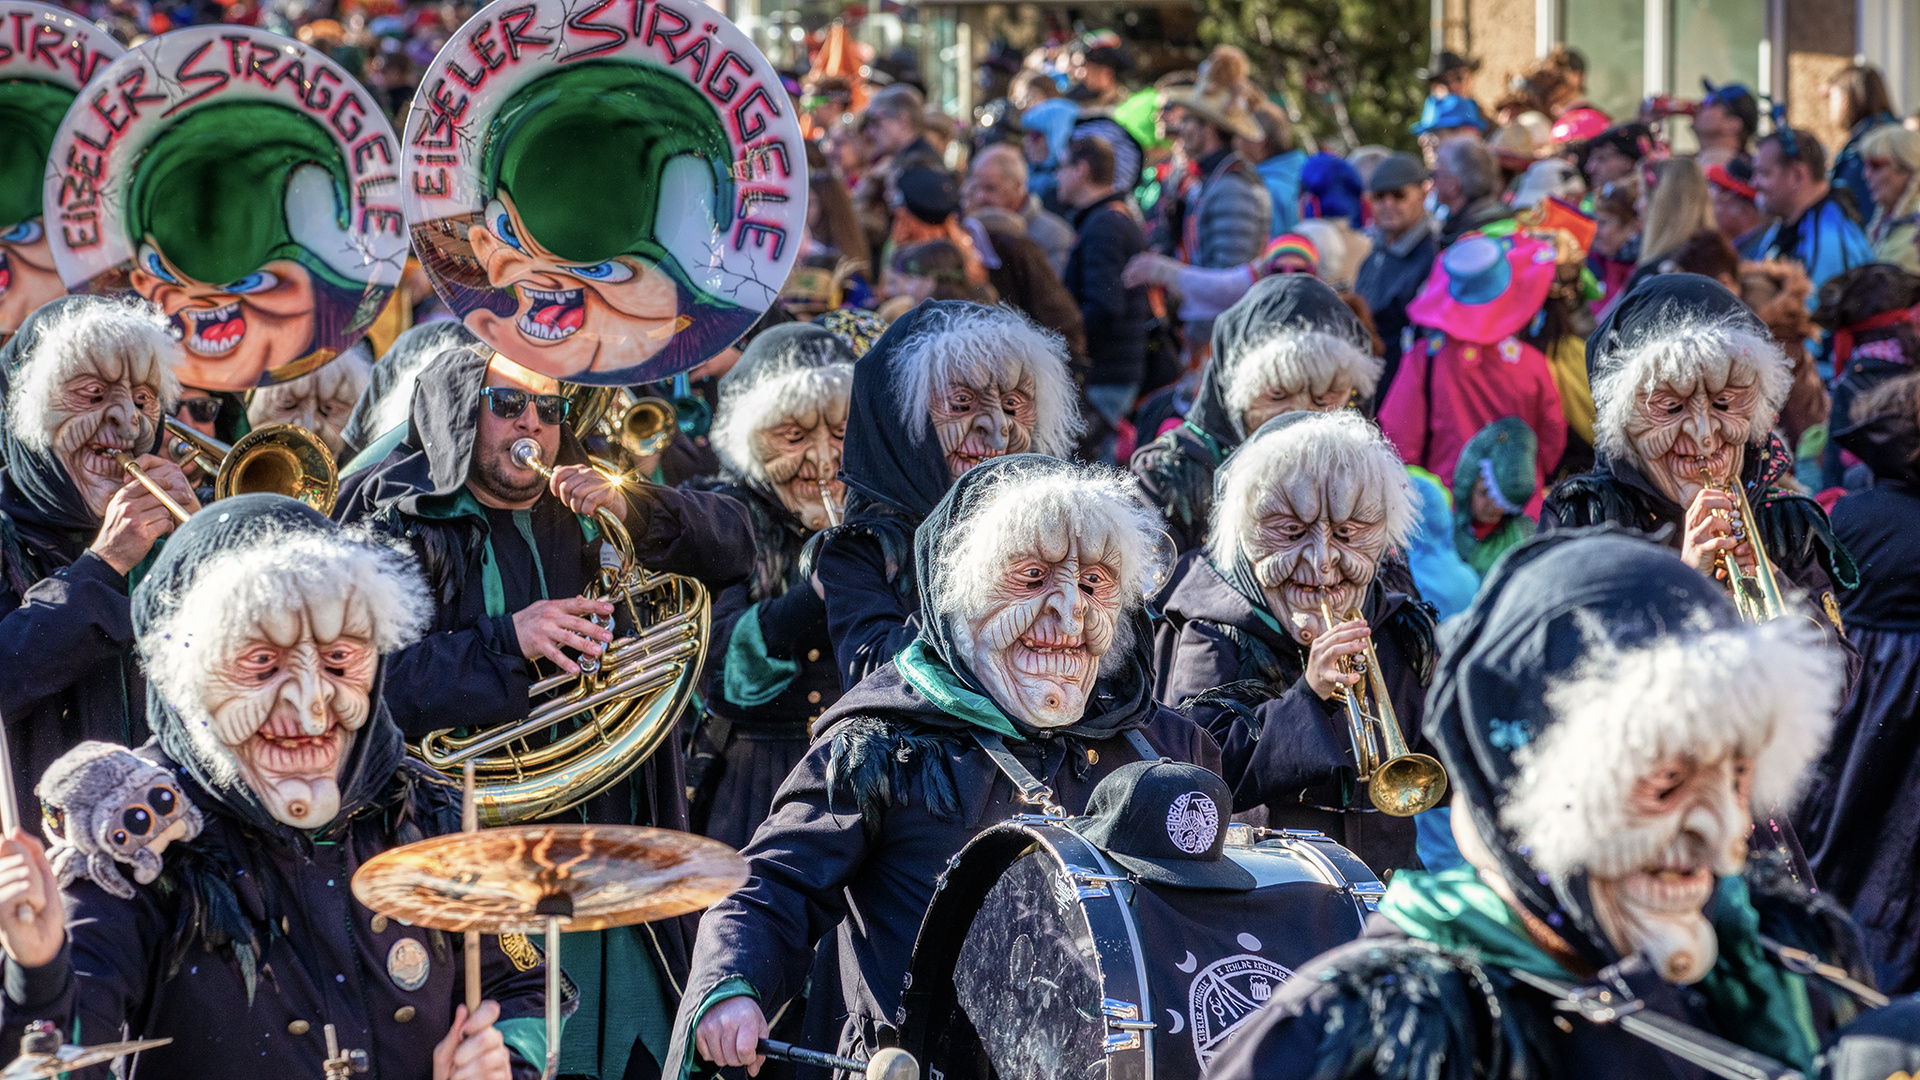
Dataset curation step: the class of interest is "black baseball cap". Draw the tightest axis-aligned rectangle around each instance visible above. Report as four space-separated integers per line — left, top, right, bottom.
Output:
1067 760 1256 891
894 165 961 225
1367 152 1429 194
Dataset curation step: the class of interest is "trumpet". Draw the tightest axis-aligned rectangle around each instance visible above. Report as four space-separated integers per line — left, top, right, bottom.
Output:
165 417 338 515
1707 479 1788 623
412 437 711 824
1318 595 1449 817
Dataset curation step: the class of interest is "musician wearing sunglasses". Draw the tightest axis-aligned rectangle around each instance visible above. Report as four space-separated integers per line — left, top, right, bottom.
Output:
0 298 197 837
342 346 753 1078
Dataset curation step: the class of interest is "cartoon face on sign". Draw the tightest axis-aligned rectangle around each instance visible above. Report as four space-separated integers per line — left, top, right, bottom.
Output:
43 26 405 390
403 0 807 386
0 1 124 341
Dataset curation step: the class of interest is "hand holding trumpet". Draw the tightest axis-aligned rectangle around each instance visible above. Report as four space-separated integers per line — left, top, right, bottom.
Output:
90 454 199 574
1680 486 1758 580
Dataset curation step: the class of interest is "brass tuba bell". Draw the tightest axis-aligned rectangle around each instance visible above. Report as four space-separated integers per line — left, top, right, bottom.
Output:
411 438 711 825
165 417 339 515
615 396 678 459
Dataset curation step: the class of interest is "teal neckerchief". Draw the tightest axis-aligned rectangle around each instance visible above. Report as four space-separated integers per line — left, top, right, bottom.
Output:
893 639 1023 740
1181 418 1226 466
1381 867 1818 1070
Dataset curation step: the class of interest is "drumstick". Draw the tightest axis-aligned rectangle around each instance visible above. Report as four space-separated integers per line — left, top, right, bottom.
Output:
0 720 34 926
462 762 480 1014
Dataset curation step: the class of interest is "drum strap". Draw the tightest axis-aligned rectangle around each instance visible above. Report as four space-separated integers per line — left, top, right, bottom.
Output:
969 730 1163 818
1504 967 1803 1080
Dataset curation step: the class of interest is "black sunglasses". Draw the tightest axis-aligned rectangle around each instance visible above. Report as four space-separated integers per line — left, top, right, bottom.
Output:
174 397 222 423
481 387 571 426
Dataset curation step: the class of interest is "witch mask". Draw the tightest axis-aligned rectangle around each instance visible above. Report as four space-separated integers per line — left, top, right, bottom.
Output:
713 353 854 531
1222 328 1382 436
1502 619 1840 983
245 342 373 456
142 530 427 829
1210 412 1416 643
1592 316 1789 506
890 305 1080 479
939 467 1160 727
6 301 178 517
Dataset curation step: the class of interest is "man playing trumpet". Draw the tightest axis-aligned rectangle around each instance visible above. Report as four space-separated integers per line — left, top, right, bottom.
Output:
1154 410 1438 872
342 345 754 1078
0 298 199 833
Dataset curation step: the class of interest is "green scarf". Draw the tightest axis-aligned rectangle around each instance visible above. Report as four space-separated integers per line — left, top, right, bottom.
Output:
893 639 1022 740
1381 868 1818 1071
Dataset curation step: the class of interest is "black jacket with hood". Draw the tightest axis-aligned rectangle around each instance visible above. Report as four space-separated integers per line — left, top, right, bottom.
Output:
338 346 754 1022
0 298 153 836
665 457 1221 1077
0 496 549 1079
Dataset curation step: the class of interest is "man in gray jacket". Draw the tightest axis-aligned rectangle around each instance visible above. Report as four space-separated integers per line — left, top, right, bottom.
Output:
1169 46 1272 347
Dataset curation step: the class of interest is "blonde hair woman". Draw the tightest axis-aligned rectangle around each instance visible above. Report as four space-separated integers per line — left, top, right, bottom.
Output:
1858 123 1920 273
1636 157 1718 266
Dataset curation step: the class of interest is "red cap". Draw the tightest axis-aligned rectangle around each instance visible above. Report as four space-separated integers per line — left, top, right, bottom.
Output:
1705 163 1756 200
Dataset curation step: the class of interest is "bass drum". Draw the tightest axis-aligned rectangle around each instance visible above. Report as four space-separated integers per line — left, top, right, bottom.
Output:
898 820 1382 1080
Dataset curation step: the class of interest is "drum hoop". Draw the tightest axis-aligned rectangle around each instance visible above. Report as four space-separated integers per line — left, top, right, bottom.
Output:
1249 831 1384 926
899 817 1155 1080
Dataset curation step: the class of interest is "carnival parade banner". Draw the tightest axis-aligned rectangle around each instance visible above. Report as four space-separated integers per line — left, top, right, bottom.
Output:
0 0 121 341
402 0 807 386
44 25 404 390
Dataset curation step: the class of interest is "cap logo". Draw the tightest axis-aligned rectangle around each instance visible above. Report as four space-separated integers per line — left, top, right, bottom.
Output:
1166 791 1218 855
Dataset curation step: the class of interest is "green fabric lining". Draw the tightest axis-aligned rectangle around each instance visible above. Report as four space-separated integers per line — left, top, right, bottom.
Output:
1382 868 1817 1070
556 925 671 1078
497 1016 550 1075
1180 419 1225 465
722 601 799 707
894 639 1023 740
342 422 408 475
675 976 759 1080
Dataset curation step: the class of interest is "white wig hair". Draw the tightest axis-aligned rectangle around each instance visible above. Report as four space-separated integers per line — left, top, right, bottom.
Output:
1502 616 1841 878
932 461 1167 669
1207 410 1419 568
1590 311 1792 462
1220 328 1384 422
140 525 430 767
7 299 180 451
711 360 855 484
890 303 1083 457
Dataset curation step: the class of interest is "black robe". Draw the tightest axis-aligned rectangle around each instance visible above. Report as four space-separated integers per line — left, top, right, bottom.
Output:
1 496 550 1079
0 299 151 836
665 455 1224 1076
1799 408 1920 993
1153 551 1435 872
340 347 754 1077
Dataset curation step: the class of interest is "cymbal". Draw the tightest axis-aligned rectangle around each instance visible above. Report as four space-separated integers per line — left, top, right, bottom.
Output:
350 824 748 935
1 1038 172 1079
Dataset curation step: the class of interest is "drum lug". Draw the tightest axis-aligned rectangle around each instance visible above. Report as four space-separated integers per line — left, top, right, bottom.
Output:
1348 879 1387 910
1058 865 1128 900
1100 999 1155 1054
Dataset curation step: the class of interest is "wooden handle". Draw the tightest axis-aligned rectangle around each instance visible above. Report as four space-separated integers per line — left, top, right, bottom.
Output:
461 762 481 1012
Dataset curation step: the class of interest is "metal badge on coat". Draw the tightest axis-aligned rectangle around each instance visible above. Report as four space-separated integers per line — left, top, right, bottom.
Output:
388 938 431 992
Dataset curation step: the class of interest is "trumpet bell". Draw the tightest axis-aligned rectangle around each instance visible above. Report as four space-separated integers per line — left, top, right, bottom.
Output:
618 398 678 458
217 425 339 515
1369 752 1449 817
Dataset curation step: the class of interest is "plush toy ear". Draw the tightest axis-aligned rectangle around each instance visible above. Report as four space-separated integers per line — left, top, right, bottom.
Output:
86 850 138 901
49 845 82 890
130 845 166 885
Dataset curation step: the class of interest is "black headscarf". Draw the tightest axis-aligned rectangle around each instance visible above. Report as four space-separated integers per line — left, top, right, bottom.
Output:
1425 528 1739 969
907 453 1159 740
1585 273 1768 393
132 494 413 839
1189 275 1371 451
838 300 987 524
337 321 482 461
0 297 166 538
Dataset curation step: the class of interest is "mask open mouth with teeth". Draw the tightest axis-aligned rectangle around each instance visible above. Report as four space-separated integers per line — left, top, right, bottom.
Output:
181 300 246 356
517 285 588 341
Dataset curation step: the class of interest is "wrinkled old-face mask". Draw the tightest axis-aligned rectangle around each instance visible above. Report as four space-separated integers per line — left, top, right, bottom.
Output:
1623 361 1762 506
754 397 849 530
963 530 1124 728
929 371 1037 478
1240 373 1354 435
1243 470 1390 643
48 351 168 518
1587 751 1752 984
201 588 378 828
247 356 371 456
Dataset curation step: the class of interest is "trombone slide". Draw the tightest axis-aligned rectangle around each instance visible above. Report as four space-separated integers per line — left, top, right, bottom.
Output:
112 451 193 523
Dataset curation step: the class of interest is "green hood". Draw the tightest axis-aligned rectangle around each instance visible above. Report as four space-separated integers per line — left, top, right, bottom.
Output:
127 100 356 289
0 79 74 226
480 59 735 266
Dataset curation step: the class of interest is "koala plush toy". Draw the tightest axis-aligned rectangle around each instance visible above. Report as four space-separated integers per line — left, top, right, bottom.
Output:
36 742 205 900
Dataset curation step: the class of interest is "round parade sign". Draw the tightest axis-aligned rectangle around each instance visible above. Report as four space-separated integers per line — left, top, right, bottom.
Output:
0 1 121 340
44 25 405 390
402 0 807 386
